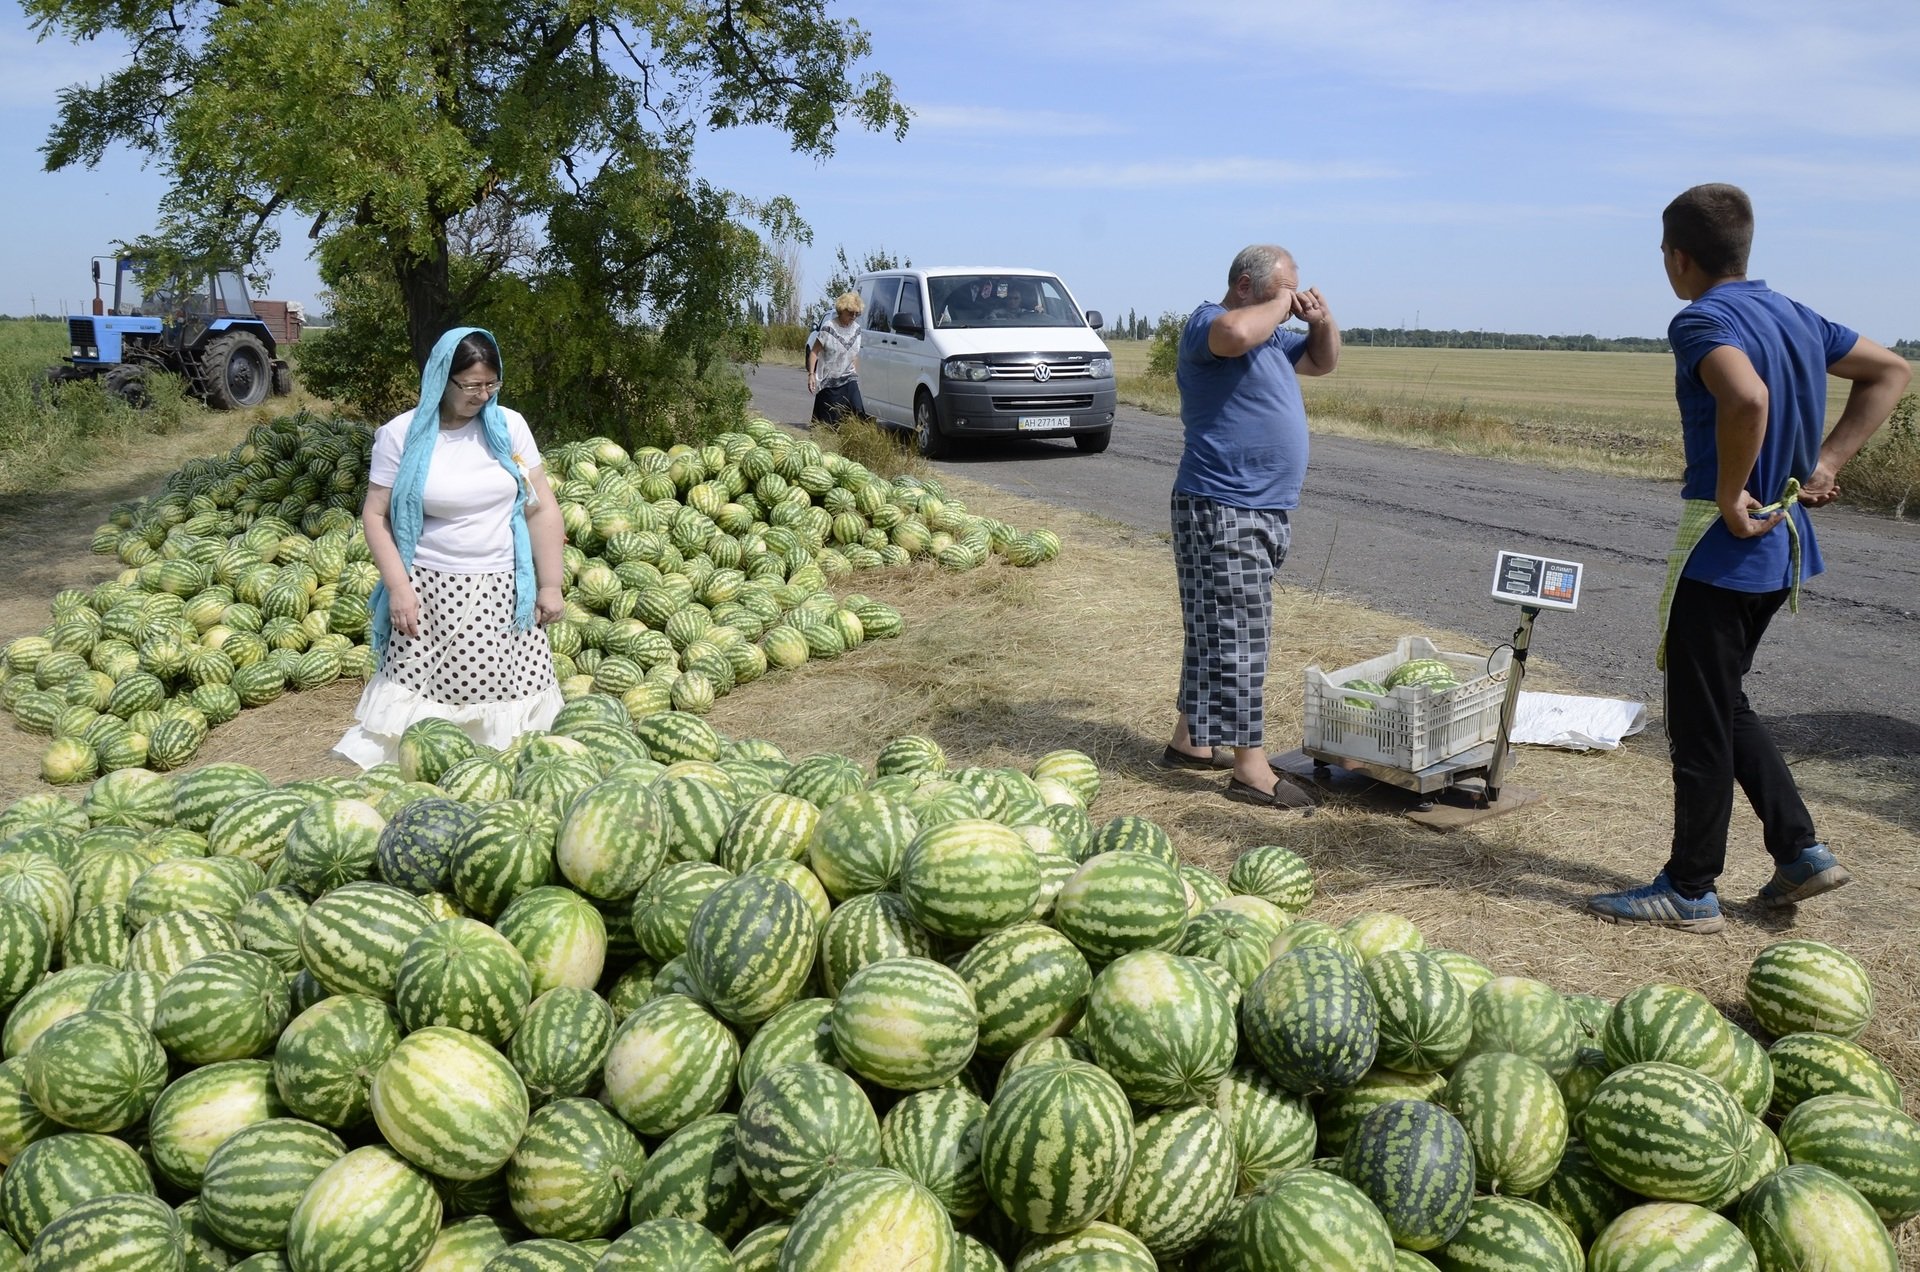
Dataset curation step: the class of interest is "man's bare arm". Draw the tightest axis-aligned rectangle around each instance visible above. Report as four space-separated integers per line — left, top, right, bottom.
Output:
1801 336 1913 506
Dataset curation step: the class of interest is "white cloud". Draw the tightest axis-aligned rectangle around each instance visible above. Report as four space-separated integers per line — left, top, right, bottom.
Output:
907 103 1122 136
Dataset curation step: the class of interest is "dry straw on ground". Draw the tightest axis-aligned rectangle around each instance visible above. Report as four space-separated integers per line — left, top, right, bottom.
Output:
2 431 1915 1259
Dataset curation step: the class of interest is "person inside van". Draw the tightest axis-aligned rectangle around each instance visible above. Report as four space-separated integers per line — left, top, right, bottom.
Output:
1007 280 1047 320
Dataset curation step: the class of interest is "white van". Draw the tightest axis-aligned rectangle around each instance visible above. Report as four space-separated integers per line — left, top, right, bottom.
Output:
851 267 1117 457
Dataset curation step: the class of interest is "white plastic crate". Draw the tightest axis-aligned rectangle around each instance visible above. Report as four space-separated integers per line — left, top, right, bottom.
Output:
1302 636 1512 773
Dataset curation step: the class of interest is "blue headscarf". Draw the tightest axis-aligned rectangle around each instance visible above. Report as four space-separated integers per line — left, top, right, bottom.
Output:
369 326 536 655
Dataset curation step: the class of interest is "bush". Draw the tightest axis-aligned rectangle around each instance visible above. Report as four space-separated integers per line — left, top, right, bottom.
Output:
1842 391 1920 517
1147 311 1188 379
763 323 811 355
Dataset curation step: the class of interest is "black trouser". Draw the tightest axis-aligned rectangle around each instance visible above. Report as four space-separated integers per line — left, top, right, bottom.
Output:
1661 576 1818 898
811 379 866 424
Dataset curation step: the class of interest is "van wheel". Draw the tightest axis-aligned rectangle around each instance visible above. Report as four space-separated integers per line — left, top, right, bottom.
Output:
914 391 952 460
1074 427 1112 454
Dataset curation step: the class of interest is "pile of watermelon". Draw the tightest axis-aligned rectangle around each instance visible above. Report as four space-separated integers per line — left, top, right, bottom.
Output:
0 698 1913 1270
0 415 1059 786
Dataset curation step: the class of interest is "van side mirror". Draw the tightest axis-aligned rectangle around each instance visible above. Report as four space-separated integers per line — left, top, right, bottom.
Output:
893 317 924 339
1086 310 1103 330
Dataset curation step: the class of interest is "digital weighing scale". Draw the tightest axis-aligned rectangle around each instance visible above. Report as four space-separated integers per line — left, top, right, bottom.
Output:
1294 549 1585 829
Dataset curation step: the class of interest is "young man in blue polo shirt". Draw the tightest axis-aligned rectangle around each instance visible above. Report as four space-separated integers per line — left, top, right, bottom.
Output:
1588 184 1910 933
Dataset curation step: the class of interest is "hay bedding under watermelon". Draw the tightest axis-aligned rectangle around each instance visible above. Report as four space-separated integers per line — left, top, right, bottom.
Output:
1 420 1918 1262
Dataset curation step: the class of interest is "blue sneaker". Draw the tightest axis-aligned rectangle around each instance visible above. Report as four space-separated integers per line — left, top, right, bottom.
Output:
1757 843 1851 908
1586 872 1725 934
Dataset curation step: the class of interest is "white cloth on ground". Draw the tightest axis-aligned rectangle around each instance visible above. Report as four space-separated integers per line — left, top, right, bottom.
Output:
1510 691 1647 752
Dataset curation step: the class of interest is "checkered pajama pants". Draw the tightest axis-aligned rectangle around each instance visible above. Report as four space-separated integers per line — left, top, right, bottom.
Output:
1172 492 1291 749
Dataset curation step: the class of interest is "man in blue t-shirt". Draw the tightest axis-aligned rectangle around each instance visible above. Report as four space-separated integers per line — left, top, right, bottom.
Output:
1589 184 1910 933
1157 244 1340 809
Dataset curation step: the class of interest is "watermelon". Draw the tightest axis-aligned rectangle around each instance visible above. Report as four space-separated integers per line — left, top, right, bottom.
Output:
370 1025 530 1181
208 790 311 868
20 1008 166 1133
1425 1195 1582 1272
171 763 274 833
599 1217 732 1270
1527 1137 1634 1249
1460 975 1578 1077
0 901 52 1011
715 792 819 873
279 798 385 895
1237 1168 1395 1270
1581 1061 1745 1203
1601 982 1737 1081
1339 1099 1474 1252
397 718 480 785
874 735 945 778
1586 1202 1758 1272
506 1097 645 1240
898 819 1038 939
981 1061 1133 1234
510 986 615 1106
735 1061 882 1214
374 797 477 894
602 994 739 1137
233 885 309 974
0 853 73 947
1766 1031 1903 1117
1365 948 1472 1075
830 956 979 1092
0 1057 56 1166
392 917 532 1042
198 1118 348 1252
1052 850 1187 960
272 993 402 1128
653 775 735 865
684 873 817 1026
778 1167 953 1272
952 923 1091 1060
554 777 667 902
298 881 435 999
736 999 838 1094
284 1146 443 1272
1383 658 1459 691
2 965 117 1059
494 886 606 996
1210 1065 1317 1192
151 948 292 1063
633 862 733 964
1030 748 1100 805
1107 1104 1237 1258
1444 1051 1568 1194
1013 1221 1154 1269
146 1059 287 1190
876 1087 988 1224
1083 949 1236 1106
625 1113 763 1244
1240 946 1379 1095
451 798 559 919
1776 1093 1920 1224
816 890 936 997
0 1131 153 1249
1745 939 1873 1040
1736 1163 1897 1272
24 1191 180 1271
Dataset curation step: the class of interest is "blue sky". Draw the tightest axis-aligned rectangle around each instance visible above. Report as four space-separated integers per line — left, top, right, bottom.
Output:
4 0 1916 341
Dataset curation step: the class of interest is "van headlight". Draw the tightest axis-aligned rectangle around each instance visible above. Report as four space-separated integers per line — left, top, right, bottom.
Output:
943 359 992 382
1088 357 1114 378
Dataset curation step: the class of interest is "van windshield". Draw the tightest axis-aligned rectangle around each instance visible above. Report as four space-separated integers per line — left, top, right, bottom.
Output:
929 275 1084 329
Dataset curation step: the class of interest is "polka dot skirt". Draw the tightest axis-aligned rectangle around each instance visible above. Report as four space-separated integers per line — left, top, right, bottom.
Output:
380 568 557 706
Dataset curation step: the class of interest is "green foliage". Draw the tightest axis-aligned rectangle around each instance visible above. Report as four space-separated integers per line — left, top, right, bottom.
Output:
1146 311 1188 379
815 245 909 324
28 0 909 389
763 324 812 355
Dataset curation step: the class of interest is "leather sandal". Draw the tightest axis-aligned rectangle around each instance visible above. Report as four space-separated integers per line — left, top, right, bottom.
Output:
1223 775 1318 811
1156 745 1234 771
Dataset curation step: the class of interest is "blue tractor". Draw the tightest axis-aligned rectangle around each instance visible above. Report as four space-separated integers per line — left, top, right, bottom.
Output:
48 256 293 409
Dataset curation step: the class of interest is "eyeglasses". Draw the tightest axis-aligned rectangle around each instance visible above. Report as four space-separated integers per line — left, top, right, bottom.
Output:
451 379 500 396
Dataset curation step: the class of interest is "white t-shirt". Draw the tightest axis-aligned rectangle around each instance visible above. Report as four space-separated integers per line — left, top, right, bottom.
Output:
368 407 543 574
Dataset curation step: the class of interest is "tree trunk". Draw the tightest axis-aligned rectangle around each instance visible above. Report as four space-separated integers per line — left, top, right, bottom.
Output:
395 233 456 371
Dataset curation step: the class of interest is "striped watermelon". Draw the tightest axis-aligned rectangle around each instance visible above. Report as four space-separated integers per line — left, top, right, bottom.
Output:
371 1025 530 1180
684 873 817 1026
511 986 615 1106
0 1057 57 1166
633 711 723 764
1083 949 1236 1106
874 735 946 778
1777 1093 1920 1224
1526 1137 1634 1249
151 948 292 1063
451 798 558 919
735 1061 882 1214
171 763 274 833
1365 949 1472 1075
816 891 936 997
898 819 1038 940
877 1087 988 1224
1087 814 1175 865
1211 1065 1317 1192
778 1167 953 1272
2 965 117 1059
653 775 735 865
1444 1051 1568 1194
0 901 52 1011
420 1215 515 1270
981 1061 1133 1234
1339 1099 1474 1252
284 1145 442 1272
953 923 1090 1060
830 956 978 1092
126 857 250 925
715 792 820 873
483 1238 600 1270
633 862 733 963
0 1131 152 1249
599 1217 732 1270
1425 1195 1582 1272
393 917 533 1042
0 853 73 947
60 904 128 972
1052 851 1187 960
1587 1202 1757 1272
1029 748 1100 805
602 994 739 1137
1601 982 1737 1081
1340 911 1423 961
490 886 606 996
736 998 839 1093
1766 1031 1902 1116
1314 1068 1448 1158
1581 1061 1745 1203
1107 1105 1237 1258
198 1118 347 1252
272 993 401 1128
19 1008 167 1133
1237 1168 1395 1269
297 881 435 1000
506 1097 645 1240
208 790 311 869
234 885 309 974
1012 1221 1154 1269
1745 939 1873 1040
126 909 239 979
373 796 477 894
554 777 667 902
145 1059 286 1190
1227 844 1316 915
1240 946 1379 1096
279 798 386 895
24 1191 180 1271
779 754 867 807
1736 1163 1896 1272
1460 976 1578 1077
397 718 480 785
625 1113 764 1244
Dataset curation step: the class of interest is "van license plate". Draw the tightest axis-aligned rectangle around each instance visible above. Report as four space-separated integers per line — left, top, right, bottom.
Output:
1017 416 1071 431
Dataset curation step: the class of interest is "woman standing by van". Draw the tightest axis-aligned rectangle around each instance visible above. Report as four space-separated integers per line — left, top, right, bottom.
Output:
807 291 866 423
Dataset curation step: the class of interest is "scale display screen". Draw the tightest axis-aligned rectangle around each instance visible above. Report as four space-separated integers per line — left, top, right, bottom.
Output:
1491 550 1583 611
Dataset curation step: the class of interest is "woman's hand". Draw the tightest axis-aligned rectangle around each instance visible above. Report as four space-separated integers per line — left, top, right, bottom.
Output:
536 584 564 626
389 583 421 639
806 369 819 393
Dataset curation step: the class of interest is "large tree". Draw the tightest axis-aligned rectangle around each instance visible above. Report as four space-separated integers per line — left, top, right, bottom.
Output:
27 0 907 371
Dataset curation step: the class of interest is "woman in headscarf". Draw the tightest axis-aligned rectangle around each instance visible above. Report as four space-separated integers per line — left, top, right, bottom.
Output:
333 328 566 767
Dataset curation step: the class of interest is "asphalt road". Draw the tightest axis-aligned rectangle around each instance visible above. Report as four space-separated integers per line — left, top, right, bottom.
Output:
745 364 1920 761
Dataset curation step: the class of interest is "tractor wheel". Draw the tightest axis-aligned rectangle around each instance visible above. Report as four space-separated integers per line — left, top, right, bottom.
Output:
30 366 90 407
271 361 294 397
103 365 152 409
200 331 272 410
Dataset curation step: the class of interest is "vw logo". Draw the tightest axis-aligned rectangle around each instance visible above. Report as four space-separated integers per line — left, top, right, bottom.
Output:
1031 362 1051 382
